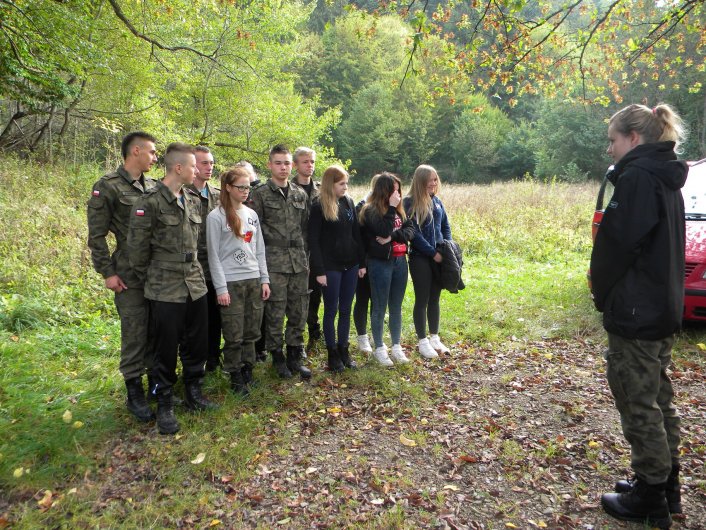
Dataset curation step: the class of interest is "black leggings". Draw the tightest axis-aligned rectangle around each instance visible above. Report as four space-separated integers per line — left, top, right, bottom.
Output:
409 254 442 339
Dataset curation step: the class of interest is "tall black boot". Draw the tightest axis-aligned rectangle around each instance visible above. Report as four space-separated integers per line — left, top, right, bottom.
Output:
230 370 249 397
601 478 672 529
241 362 255 389
327 346 345 373
615 465 682 514
338 343 357 369
156 389 179 435
271 348 292 379
125 377 155 422
286 345 312 380
183 379 218 411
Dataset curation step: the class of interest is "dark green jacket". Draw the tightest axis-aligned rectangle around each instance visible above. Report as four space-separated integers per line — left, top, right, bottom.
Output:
186 182 220 283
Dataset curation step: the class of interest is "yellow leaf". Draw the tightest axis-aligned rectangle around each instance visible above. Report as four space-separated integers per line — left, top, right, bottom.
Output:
62 410 72 423
543 353 553 360
72 421 84 429
13 468 23 478
385 418 394 424
443 484 459 491
399 434 417 447
537 522 548 528
326 407 341 414
277 518 291 525
305 467 318 474
697 343 706 351
191 452 206 465
37 490 53 509
506 524 518 529
209 520 222 527
588 440 600 448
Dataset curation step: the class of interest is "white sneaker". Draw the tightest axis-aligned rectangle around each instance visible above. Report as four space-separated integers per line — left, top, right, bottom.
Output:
390 344 410 364
373 345 394 367
429 334 450 353
417 338 438 359
357 334 373 353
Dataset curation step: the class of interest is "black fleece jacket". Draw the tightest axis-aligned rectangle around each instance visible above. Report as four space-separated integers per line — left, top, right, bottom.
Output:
360 205 415 260
308 196 365 275
590 141 688 340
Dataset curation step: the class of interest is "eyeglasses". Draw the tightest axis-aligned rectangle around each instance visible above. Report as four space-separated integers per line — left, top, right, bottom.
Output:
230 184 251 192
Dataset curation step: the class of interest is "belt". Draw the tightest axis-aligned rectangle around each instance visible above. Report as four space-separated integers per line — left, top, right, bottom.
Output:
152 251 197 262
264 238 304 248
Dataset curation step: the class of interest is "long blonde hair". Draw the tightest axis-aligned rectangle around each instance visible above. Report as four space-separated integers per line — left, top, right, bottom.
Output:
220 167 251 239
407 164 440 226
610 103 687 153
319 165 348 221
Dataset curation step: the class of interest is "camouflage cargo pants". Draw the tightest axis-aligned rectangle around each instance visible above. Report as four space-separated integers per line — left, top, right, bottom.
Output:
605 332 681 484
265 271 309 351
220 278 263 373
114 287 151 380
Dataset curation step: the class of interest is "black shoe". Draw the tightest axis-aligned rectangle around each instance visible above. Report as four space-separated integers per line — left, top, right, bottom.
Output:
271 348 292 379
255 351 267 363
338 343 357 369
230 370 249 397
183 380 218 411
615 466 682 514
242 363 255 387
125 377 155 422
602 478 672 529
156 390 179 435
286 345 312 380
327 346 345 373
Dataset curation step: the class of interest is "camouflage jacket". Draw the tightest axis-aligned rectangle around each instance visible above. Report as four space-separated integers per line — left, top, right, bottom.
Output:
250 178 309 274
291 176 320 206
86 165 157 287
127 181 207 303
185 182 220 283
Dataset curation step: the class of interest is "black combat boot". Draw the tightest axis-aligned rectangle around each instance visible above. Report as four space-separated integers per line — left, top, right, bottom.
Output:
338 343 357 369
271 348 292 379
183 379 219 411
327 346 345 373
615 465 682 514
601 478 672 529
241 362 255 389
125 377 155 422
230 370 249 397
156 389 179 435
286 345 312 380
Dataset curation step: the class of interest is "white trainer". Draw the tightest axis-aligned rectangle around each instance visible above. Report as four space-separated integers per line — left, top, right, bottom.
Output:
373 345 394 367
357 334 373 353
390 344 410 364
429 334 450 353
417 337 438 359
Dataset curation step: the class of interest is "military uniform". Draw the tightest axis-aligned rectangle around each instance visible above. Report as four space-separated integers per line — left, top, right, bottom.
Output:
87 165 156 380
250 179 309 352
186 182 222 370
127 181 208 395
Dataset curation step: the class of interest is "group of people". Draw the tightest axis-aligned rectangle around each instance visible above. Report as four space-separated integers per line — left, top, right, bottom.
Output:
87 138 457 436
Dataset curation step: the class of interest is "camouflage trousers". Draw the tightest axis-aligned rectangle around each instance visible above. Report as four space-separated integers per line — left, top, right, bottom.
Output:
265 271 309 351
220 278 263 372
114 287 151 380
605 332 681 484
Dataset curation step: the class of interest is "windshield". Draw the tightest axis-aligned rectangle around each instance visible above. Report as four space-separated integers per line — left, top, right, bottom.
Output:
682 162 706 216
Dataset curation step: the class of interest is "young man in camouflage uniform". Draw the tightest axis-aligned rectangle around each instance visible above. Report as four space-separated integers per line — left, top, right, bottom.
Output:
291 147 321 355
87 131 158 423
128 142 217 435
188 146 222 372
250 145 311 380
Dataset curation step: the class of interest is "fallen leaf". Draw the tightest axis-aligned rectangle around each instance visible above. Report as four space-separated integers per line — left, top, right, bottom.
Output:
10 335 18 342
209 520 221 527
370 498 384 505
62 410 72 423
326 407 341 414
277 517 291 525
191 453 206 465
73 421 84 429
37 490 53 510
697 343 706 351
305 467 318 474
13 468 23 478
587 440 600 448
399 434 417 447
443 484 459 491
505 524 518 529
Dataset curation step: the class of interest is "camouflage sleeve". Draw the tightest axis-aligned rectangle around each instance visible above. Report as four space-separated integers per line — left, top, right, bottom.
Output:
127 197 155 285
250 187 264 223
86 179 116 278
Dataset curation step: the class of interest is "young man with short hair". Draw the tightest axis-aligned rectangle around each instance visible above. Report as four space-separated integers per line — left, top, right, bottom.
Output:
87 131 158 423
250 145 311 379
128 142 217 435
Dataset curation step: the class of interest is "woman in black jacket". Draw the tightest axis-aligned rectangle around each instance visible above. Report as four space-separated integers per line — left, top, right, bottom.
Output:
591 103 688 529
308 165 366 371
359 173 414 366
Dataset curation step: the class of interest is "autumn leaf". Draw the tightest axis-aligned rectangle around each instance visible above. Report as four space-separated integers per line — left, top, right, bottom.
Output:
73 421 84 429
697 343 706 351
62 410 72 423
37 490 53 510
13 468 23 478
191 453 206 464
399 434 417 447
209 520 221 527
443 484 459 491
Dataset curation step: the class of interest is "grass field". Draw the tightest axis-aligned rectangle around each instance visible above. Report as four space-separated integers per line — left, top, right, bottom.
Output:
1 158 704 528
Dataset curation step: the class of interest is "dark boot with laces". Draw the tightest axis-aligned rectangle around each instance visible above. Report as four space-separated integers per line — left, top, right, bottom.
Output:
338 343 357 369
271 348 292 379
156 389 179 435
286 345 312 380
601 477 672 529
615 465 682 514
183 379 218 411
125 377 155 422
230 370 249 397
327 346 345 373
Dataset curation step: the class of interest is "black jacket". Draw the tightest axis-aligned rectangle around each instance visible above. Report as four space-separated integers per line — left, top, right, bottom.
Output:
590 141 687 340
308 196 365 275
437 239 465 293
360 205 415 260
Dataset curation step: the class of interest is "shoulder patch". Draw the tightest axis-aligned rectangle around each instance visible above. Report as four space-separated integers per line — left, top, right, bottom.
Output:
92 189 101 197
135 209 146 216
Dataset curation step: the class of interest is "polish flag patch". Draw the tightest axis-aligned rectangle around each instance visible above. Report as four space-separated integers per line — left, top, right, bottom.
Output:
135 209 145 216
92 190 100 196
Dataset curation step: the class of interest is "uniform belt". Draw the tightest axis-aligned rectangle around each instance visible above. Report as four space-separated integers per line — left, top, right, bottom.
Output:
265 238 304 248
152 251 197 262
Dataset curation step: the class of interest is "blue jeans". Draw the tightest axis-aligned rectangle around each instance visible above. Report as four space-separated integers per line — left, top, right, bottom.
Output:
321 266 359 348
367 256 408 348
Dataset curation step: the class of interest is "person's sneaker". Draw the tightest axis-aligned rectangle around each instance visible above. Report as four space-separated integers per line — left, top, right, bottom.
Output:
418 338 438 359
390 344 409 364
429 334 450 353
357 334 373 353
372 345 393 367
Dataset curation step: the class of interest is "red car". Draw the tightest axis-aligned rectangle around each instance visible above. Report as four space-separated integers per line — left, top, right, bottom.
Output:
590 159 706 321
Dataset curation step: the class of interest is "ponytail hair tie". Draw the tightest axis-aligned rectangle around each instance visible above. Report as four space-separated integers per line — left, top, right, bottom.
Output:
652 107 657 116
